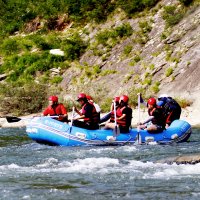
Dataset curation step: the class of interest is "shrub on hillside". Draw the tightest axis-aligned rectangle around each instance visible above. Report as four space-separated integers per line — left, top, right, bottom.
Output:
116 0 160 16
0 38 21 55
1 52 65 82
61 33 88 61
165 67 174 77
162 5 185 27
95 23 133 46
175 97 192 108
178 0 194 6
0 82 47 115
128 87 146 108
0 0 115 37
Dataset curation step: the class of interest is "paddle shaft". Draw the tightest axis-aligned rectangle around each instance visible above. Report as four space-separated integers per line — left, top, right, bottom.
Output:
114 101 117 127
69 106 75 133
138 94 141 127
113 101 120 137
137 93 141 144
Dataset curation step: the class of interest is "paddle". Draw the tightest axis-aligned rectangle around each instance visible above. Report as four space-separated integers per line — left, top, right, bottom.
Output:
6 115 59 123
136 93 142 144
69 106 75 133
113 101 120 139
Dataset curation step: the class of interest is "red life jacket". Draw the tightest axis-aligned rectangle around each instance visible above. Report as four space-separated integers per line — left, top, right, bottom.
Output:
43 103 67 116
110 104 119 122
110 110 115 122
116 106 127 127
81 102 99 124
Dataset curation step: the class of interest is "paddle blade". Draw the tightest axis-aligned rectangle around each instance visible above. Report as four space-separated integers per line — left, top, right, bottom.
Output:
6 116 21 123
113 125 120 137
135 132 142 145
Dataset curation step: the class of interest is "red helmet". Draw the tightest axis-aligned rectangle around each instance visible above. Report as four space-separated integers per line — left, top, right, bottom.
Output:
77 93 86 101
86 95 93 100
147 97 156 106
114 96 120 103
120 95 129 103
49 96 58 102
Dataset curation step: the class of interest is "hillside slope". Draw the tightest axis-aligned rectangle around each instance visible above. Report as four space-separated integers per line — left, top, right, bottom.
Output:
0 0 200 117
61 0 200 105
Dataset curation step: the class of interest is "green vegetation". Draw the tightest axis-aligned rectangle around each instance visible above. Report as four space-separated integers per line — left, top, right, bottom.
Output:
0 33 87 83
0 0 160 38
100 97 113 112
123 71 135 83
143 77 152 85
95 23 133 47
128 87 146 108
162 5 185 27
0 0 196 115
165 67 174 77
150 81 160 93
50 76 63 84
0 82 47 115
178 0 194 6
149 64 155 70
123 45 133 56
116 0 160 17
175 97 192 108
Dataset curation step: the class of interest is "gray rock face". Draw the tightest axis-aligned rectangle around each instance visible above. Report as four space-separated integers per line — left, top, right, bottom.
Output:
61 2 200 109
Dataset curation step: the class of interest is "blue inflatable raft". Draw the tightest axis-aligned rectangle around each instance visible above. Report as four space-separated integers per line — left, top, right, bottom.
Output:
26 117 192 146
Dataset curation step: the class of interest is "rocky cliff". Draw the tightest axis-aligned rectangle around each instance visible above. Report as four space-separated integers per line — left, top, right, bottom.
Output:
60 0 200 113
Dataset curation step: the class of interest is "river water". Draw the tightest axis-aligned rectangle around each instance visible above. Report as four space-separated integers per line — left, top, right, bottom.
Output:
0 127 200 200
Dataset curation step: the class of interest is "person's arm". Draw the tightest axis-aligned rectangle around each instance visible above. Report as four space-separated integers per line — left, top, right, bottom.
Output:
73 108 84 120
74 104 93 120
117 107 129 121
74 107 82 116
60 104 68 116
141 116 154 124
110 102 114 111
74 115 85 120
42 107 50 116
117 113 126 121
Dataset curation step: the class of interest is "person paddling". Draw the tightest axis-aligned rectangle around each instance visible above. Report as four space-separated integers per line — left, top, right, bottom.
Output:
86 95 101 123
104 95 132 133
73 93 99 130
100 96 120 123
138 97 165 133
42 96 68 122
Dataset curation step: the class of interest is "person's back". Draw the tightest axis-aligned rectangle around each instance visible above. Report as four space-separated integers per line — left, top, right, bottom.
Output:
158 94 181 127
